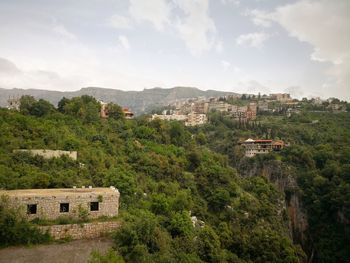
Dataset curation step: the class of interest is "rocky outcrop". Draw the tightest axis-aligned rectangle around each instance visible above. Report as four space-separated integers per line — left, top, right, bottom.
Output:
238 159 308 245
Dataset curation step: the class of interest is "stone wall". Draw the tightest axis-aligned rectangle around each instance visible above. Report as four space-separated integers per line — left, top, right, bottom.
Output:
2 188 120 221
14 149 78 160
39 221 120 240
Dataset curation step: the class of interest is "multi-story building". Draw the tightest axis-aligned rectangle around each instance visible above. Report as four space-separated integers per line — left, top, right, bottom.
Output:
151 114 188 122
193 101 209 114
208 101 230 112
270 93 291 102
229 104 256 121
247 102 257 120
257 101 269 112
242 138 285 157
185 113 208 126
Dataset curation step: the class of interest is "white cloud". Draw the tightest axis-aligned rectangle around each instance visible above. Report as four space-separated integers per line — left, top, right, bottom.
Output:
109 15 132 29
215 40 224 53
129 0 171 31
118 35 130 50
108 0 219 56
174 0 218 56
221 0 240 6
235 80 271 95
0 57 21 75
251 0 350 99
244 9 272 27
284 86 305 98
53 25 77 40
236 32 270 48
221 60 231 71
272 0 349 65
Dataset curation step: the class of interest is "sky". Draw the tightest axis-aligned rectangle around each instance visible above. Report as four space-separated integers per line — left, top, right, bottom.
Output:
0 0 349 100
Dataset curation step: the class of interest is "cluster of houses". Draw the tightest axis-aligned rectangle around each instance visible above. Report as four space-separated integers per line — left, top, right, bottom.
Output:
150 93 298 126
151 96 259 126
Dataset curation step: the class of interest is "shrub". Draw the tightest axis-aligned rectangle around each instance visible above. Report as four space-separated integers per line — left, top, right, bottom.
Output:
0 196 51 247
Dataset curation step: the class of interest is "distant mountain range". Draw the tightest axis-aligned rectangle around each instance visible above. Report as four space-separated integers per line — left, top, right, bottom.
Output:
0 87 238 115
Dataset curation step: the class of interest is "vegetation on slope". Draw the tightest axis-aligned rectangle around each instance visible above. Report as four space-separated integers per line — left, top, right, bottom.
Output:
0 96 302 262
193 110 350 263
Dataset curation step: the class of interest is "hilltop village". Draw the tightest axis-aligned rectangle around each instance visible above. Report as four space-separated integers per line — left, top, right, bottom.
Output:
1 91 350 263
151 93 347 126
6 93 348 159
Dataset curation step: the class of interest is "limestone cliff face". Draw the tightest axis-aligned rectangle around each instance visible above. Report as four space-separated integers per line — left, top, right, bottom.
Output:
238 159 308 245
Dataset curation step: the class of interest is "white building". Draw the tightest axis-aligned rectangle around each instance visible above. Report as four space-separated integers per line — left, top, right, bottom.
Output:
151 114 188 122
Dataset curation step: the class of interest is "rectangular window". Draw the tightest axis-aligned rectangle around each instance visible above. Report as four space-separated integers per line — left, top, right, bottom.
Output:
60 203 69 213
90 202 99 211
27 204 37 214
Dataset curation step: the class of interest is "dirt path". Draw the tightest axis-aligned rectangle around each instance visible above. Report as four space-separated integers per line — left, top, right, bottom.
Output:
0 238 114 263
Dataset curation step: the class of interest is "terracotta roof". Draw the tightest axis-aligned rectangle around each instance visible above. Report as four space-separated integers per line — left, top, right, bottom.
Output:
254 140 273 143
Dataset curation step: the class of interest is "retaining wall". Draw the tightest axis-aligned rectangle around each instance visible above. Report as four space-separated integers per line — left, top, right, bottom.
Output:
39 221 120 240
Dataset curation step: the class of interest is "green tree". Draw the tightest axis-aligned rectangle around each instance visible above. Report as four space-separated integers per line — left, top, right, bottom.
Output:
107 103 125 120
19 95 36 115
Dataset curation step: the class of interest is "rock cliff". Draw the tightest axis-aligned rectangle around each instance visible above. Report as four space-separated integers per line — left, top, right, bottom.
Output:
238 158 309 247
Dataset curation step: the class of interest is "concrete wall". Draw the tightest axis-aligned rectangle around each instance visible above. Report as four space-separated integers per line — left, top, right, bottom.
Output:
14 149 78 160
39 221 120 240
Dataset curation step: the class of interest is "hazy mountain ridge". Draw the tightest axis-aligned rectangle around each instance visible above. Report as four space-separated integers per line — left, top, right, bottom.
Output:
0 87 238 115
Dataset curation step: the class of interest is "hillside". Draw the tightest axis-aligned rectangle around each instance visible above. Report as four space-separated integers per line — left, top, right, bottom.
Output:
0 87 238 115
1 95 349 262
0 96 301 263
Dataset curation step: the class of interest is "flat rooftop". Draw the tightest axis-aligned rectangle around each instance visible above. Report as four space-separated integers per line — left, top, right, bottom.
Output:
0 187 119 197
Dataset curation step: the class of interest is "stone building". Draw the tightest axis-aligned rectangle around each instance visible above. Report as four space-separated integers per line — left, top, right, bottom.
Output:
13 149 78 160
0 187 120 221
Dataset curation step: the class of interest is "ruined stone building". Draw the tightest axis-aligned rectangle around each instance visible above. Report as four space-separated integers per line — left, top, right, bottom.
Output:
0 187 120 220
13 149 78 160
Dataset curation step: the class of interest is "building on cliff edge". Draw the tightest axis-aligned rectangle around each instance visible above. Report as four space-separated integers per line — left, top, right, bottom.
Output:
242 138 285 157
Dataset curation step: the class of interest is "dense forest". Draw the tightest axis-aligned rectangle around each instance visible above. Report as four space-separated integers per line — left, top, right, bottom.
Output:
0 95 349 263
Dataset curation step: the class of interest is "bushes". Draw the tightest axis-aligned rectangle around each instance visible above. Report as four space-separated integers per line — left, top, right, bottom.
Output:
0 99 307 261
0 196 51 247
88 249 125 263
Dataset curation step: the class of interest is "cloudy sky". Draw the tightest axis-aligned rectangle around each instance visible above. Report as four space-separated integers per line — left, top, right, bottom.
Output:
0 0 349 100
